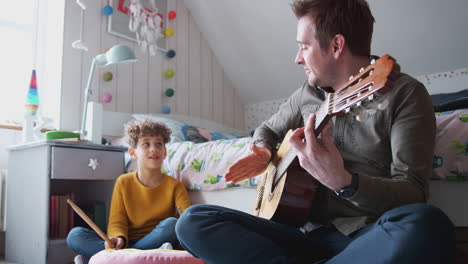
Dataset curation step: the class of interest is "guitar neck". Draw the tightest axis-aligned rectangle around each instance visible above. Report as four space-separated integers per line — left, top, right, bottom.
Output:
314 93 334 135
272 94 333 185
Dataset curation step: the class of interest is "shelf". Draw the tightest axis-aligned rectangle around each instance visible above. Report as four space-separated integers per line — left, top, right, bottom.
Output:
48 239 67 246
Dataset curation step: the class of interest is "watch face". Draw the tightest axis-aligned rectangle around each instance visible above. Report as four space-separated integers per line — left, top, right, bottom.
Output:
338 187 356 198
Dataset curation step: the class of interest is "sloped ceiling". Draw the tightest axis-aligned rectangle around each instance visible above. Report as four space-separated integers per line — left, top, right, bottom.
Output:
184 0 468 104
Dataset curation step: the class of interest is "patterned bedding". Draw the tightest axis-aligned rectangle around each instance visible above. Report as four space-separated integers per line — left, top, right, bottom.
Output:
158 110 468 186
122 137 260 191
162 137 260 191
113 108 467 192
432 109 468 181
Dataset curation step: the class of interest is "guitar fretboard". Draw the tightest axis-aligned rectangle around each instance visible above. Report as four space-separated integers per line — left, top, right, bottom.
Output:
272 94 333 185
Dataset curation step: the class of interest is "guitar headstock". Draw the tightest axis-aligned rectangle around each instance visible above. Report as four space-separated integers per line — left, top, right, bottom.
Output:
331 54 400 116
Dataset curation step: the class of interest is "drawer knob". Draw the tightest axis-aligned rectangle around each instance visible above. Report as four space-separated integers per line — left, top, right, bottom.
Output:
88 158 99 170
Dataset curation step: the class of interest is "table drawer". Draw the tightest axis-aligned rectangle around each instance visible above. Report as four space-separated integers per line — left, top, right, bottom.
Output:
51 147 124 180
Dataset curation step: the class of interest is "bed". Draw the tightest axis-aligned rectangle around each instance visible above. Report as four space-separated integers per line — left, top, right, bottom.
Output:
102 111 258 213
101 100 468 225
90 93 467 263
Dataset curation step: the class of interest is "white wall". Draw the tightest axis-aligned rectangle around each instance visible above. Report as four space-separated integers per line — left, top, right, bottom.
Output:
416 67 468 95
185 0 468 105
60 0 245 131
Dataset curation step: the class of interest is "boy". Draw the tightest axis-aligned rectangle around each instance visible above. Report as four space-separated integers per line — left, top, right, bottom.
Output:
67 119 191 263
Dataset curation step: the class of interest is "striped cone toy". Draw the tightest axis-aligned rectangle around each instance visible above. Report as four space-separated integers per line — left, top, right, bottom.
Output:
25 69 39 116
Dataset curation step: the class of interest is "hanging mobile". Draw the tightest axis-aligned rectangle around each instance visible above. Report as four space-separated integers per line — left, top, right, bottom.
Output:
72 0 88 51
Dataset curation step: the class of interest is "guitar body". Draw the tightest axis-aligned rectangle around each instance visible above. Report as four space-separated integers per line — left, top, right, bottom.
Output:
254 158 317 226
253 130 318 226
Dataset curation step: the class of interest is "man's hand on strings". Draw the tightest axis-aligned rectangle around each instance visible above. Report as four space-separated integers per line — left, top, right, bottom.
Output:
289 114 352 191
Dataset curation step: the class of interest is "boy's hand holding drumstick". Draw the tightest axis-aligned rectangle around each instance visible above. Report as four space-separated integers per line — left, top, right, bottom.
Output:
105 237 125 249
67 199 125 249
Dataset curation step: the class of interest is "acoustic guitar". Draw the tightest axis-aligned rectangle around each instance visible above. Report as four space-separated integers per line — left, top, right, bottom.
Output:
252 54 399 226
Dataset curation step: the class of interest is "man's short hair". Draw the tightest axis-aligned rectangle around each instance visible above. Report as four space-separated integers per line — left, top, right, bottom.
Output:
124 119 171 148
291 0 375 56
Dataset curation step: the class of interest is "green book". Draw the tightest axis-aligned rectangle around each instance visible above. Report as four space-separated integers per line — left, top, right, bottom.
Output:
94 202 106 232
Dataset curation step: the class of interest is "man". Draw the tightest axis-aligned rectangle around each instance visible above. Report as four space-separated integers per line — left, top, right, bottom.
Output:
175 0 455 263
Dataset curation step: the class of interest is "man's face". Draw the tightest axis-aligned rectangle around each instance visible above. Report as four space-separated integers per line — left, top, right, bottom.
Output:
295 15 335 88
129 135 167 170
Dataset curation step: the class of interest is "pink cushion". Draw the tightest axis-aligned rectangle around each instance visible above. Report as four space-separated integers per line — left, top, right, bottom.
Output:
89 248 206 264
433 109 468 180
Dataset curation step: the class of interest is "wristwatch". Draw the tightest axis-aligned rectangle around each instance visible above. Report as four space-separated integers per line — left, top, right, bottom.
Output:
335 173 359 198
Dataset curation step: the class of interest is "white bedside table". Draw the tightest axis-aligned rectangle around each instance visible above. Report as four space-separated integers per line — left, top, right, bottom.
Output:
5 140 126 264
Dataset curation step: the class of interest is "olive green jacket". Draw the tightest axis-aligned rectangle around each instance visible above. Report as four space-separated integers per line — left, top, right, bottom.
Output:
252 70 436 235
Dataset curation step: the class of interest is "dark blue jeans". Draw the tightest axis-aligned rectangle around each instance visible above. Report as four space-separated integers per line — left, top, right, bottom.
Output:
175 203 455 264
67 217 179 258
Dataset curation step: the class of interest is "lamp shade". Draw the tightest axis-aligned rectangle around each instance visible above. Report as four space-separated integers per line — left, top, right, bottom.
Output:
99 44 138 66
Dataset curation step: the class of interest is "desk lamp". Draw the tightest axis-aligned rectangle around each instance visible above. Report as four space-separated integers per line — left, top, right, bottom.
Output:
80 44 138 143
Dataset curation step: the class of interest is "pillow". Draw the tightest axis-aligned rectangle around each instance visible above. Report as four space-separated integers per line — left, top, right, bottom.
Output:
431 89 468 112
89 248 205 264
162 137 259 191
181 124 243 143
133 114 186 143
432 109 468 181
431 88 468 105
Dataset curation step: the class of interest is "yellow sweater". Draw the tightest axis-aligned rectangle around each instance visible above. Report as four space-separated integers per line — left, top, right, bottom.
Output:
107 171 191 243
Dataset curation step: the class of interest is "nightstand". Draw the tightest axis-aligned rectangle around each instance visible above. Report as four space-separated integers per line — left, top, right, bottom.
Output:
5 140 126 264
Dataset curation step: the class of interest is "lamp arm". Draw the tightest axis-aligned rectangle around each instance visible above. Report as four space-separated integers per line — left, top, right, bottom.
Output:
80 57 98 137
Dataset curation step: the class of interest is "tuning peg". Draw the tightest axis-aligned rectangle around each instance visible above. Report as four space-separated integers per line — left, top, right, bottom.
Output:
349 75 354 81
356 101 362 107
359 67 365 73
356 111 367 122
371 58 376 64
345 108 351 114
377 99 389 110
367 94 374 101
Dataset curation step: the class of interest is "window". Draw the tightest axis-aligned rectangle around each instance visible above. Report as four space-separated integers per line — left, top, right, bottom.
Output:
0 1 38 123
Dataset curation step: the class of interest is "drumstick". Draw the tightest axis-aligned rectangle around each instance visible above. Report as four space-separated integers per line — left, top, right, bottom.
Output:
67 199 115 247
176 206 183 216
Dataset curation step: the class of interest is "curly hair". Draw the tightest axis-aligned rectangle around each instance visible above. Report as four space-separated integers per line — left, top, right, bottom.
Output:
124 119 172 148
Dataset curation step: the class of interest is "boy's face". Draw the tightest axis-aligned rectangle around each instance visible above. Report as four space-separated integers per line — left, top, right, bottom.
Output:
128 135 167 170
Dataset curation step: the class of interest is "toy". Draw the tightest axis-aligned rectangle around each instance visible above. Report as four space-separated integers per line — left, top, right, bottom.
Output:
161 105 171 114
165 88 175 97
164 27 174 37
165 69 175 78
33 117 53 140
45 131 80 140
102 5 113 16
25 70 39 116
101 93 113 104
23 70 39 142
166 49 176 58
102 72 113 81
128 0 163 56
72 0 88 51
168 10 177 20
